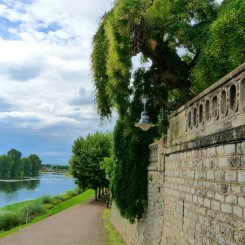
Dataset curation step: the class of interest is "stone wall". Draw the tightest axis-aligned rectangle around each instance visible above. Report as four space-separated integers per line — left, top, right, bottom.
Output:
110 63 245 245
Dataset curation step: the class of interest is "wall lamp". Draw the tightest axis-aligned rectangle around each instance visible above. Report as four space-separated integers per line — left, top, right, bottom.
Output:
135 97 163 131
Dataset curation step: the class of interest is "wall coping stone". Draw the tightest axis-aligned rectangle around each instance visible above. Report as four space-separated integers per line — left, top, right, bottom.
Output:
166 124 245 155
169 62 245 119
166 62 245 150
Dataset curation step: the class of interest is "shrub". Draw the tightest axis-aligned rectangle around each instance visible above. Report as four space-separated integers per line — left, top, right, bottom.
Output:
62 190 75 200
0 212 23 231
43 203 54 210
51 196 63 205
74 187 82 195
20 202 47 220
39 195 52 204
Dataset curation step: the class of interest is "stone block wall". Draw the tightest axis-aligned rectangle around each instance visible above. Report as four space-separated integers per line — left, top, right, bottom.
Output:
162 141 245 245
110 63 245 245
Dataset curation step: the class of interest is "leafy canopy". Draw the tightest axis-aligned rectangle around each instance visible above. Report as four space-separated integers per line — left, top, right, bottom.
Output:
92 0 244 118
69 132 111 199
0 149 42 179
91 0 245 222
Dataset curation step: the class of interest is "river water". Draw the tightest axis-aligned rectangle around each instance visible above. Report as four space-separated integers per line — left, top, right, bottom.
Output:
0 173 76 208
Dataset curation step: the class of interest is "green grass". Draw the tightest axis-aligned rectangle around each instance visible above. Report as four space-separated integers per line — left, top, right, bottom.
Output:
1 199 38 212
0 189 94 238
32 189 94 221
102 208 125 245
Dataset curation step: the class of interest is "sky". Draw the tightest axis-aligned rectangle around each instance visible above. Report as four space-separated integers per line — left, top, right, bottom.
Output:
0 0 115 165
0 0 224 165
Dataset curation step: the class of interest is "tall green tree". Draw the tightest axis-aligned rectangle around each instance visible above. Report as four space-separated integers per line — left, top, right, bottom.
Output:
0 150 42 179
28 154 42 176
0 155 14 179
21 157 32 176
91 0 245 222
7 149 22 178
92 0 244 117
69 132 111 200
191 0 245 92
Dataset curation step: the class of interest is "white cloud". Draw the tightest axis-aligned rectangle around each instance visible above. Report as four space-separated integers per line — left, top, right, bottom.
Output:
0 0 115 164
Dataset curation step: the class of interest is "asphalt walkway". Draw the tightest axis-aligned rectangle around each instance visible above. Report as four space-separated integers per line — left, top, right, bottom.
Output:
0 194 109 245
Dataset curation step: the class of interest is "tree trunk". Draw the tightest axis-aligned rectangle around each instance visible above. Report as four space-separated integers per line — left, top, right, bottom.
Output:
95 188 98 201
102 187 104 196
98 187 101 198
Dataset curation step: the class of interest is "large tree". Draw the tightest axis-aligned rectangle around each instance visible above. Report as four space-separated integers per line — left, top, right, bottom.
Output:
28 154 42 177
0 155 14 179
91 0 245 222
7 149 22 178
69 132 111 200
0 150 42 179
21 157 32 177
92 0 244 117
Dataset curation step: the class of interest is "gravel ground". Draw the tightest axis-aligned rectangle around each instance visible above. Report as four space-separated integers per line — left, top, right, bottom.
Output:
0 194 109 245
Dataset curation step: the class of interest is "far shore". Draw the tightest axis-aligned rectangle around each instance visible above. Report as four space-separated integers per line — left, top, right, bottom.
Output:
0 171 70 182
0 177 38 182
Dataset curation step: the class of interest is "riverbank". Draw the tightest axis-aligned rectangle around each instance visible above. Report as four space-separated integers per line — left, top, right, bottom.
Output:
0 172 75 208
0 191 125 245
0 193 108 245
0 178 38 182
0 189 94 237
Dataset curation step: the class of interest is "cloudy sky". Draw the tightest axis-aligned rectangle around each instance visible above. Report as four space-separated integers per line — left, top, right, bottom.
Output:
0 0 115 164
0 0 224 165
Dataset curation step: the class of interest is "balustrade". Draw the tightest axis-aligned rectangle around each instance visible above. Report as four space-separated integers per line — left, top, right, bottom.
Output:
186 76 244 131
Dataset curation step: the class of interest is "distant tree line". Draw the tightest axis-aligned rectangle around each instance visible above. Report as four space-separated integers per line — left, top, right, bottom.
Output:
41 164 69 172
0 149 42 179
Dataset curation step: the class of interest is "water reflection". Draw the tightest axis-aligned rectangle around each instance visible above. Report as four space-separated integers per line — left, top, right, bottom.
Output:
0 179 40 193
0 173 76 208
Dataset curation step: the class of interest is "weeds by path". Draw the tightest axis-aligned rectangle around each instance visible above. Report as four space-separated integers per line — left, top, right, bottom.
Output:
102 208 125 245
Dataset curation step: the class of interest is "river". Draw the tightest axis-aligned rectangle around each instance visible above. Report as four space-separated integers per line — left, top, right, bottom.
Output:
0 173 76 208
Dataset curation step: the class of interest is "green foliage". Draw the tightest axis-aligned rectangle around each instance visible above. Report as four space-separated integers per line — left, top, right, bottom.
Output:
102 209 125 245
0 201 46 231
100 156 113 190
21 157 32 176
42 203 54 210
91 0 245 223
0 189 94 234
51 196 63 205
110 71 159 222
91 0 220 120
100 133 113 190
20 202 47 219
62 192 74 200
41 164 69 172
0 212 23 231
7 149 22 178
28 154 42 176
91 17 112 118
0 149 42 179
39 195 53 204
191 0 245 93
69 132 111 196
0 155 14 179
112 119 150 223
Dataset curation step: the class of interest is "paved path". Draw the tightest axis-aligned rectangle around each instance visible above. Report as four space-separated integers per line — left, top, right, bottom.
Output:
0 194 109 245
